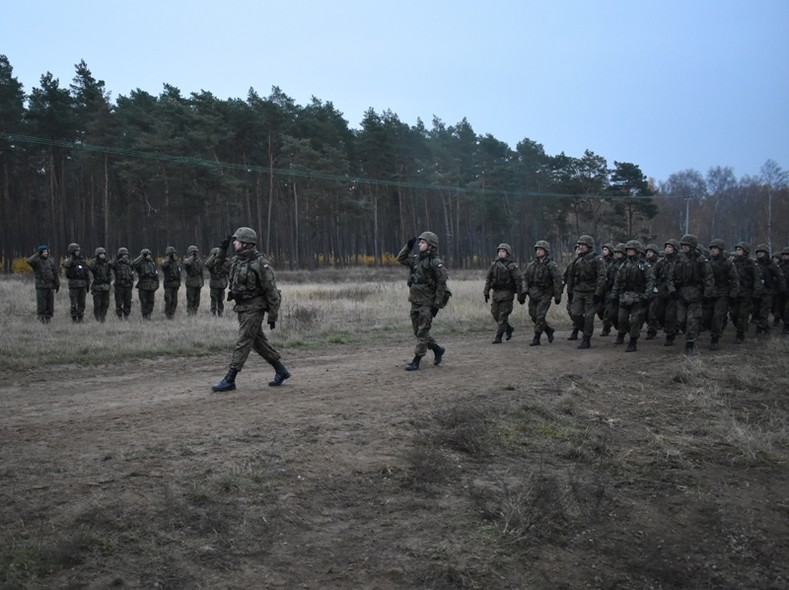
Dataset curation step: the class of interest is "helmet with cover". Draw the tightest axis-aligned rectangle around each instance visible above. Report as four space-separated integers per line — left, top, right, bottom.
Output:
735 241 750 255
576 234 595 248
614 242 626 254
709 238 726 251
625 239 644 254
117 247 129 257
534 240 550 252
418 231 439 249
680 234 698 249
95 247 106 256
754 243 770 255
232 227 258 245
496 243 512 256
67 242 80 254
140 248 152 256
645 243 659 255
165 246 176 255
187 245 199 254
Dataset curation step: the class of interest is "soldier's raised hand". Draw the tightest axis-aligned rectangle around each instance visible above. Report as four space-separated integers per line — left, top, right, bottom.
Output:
406 236 417 250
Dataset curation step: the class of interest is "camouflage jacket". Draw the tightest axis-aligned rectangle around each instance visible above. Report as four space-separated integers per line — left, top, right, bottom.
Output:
612 256 656 305
88 259 112 292
669 251 714 303
205 251 231 289
161 257 182 288
707 254 739 298
184 255 205 288
522 256 562 300
755 258 785 295
652 254 676 300
62 255 91 289
484 256 522 301
566 251 606 296
26 252 60 289
397 244 448 308
132 256 160 291
228 249 280 320
732 256 761 297
110 258 135 288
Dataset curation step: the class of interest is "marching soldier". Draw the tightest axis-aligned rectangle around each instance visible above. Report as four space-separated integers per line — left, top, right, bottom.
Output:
611 240 655 352
205 246 231 316
483 243 522 343
27 244 60 323
520 240 562 345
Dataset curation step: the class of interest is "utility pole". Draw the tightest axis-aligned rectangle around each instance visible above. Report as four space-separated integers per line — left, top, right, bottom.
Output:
684 195 691 235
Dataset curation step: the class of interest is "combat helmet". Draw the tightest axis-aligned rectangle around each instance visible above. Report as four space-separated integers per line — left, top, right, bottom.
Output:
140 248 152 256
187 245 199 254
734 241 750 255
680 234 698 249
709 239 726 251
645 243 659 255
95 247 106 256
117 247 129 257
576 234 594 248
232 227 258 244
534 240 550 253
67 242 80 254
497 243 512 256
602 242 614 255
418 231 439 249
614 242 626 255
625 239 644 254
165 246 177 255
754 243 770 255
665 238 680 252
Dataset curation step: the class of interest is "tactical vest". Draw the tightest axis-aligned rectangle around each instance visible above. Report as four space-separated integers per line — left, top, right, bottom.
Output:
113 261 134 287
490 259 517 291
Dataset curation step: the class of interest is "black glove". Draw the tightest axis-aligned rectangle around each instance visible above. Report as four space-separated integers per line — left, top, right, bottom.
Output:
518 294 526 305
554 296 561 305
430 307 439 317
227 292 234 301
484 293 490 303
220 235 232 251
268 321 276 330
407 236 417 250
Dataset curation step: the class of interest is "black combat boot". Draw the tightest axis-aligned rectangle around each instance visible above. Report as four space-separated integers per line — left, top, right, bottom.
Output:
505 324 514 341
645 328 657 340
212 368 238 392
492 334 503 344
600 326 611 337
683 341 696 356
269 361 291 386
405 356 422 371
626 337 637 352
545 326 555 343
567 328 579 341
530 333 541 346
577 337 591 349
710 337 720 351
432 345 445 366
615 332 625 345
664 334 675 346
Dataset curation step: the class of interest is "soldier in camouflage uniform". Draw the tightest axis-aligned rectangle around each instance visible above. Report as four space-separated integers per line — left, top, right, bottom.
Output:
649 239 680 344
161 246 182 319
596 243 614 333
641 243 660 337
26 244 60 323
397 231 449 371
483 243 522 343
88 247 112 322
520 240 562 346
132 249 159 320
565 235 606 349
184 245 204 316
668 234 714 356
729 242 762 343
753 244 785 335
703 239 739 350
110 247 134 319
600 242 626 336
212 227 291 391
611 240 655 352
205 246 231 316
61 242 90 323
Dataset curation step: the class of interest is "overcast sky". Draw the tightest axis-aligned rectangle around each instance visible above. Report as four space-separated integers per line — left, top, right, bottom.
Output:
3 0 788 183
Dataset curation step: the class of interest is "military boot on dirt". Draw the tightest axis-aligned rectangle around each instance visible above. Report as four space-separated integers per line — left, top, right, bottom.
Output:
600 326 611 337
567 328 579 341
530 333 541 346
505 324 514 341
615 332 625 345
683 341 696 357
710 337 720 351
405 356 422 371
664 334 675 346
577 337 591 349
212 368 238 392
269 361 291 386
545 326 555 343
626 337 638 352
432 345 445 366
645 328 657 340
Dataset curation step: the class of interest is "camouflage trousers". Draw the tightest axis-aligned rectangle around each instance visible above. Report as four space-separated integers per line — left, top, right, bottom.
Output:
752 293 774 332
410 304 438 357
617 302 646 339
163 286 180 318
490 298 514 337
528 295 553 335
138 289 156 319
570 291 596 338
702 296 729 339
676 297 702 343
210 287 226 316
186 286 201 315
69 287 87 321
230 307 281 372
114 285 133 318
603 296 619 331
35 287 55 321
92 290 111 322
728 296 753 337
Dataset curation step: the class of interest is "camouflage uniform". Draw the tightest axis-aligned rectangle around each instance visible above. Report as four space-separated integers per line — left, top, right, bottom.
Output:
668 234 714 355
61 243 90 322
565 235 606 349
483 243 522 343
205 246 231 316
601 243 626 336
132 249 159 320
521 240 562 345
702 239 739 349
110 247 135 319
88 247 112 322
161 246 182 319
212 227 291 391
729 242 762 343
397 231 449 370
26 246 60 323
612 240 655 351
184 245 204 316
596 243 614 333
753 244 785 335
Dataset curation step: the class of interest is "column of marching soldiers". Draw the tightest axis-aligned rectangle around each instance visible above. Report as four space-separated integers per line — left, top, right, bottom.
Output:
25 234 789 355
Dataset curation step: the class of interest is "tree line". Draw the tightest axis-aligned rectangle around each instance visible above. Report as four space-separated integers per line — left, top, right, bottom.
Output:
1 56 787 273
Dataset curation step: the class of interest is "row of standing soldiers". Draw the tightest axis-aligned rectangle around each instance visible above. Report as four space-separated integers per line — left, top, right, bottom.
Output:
484 234 788 355
26 243 232 323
